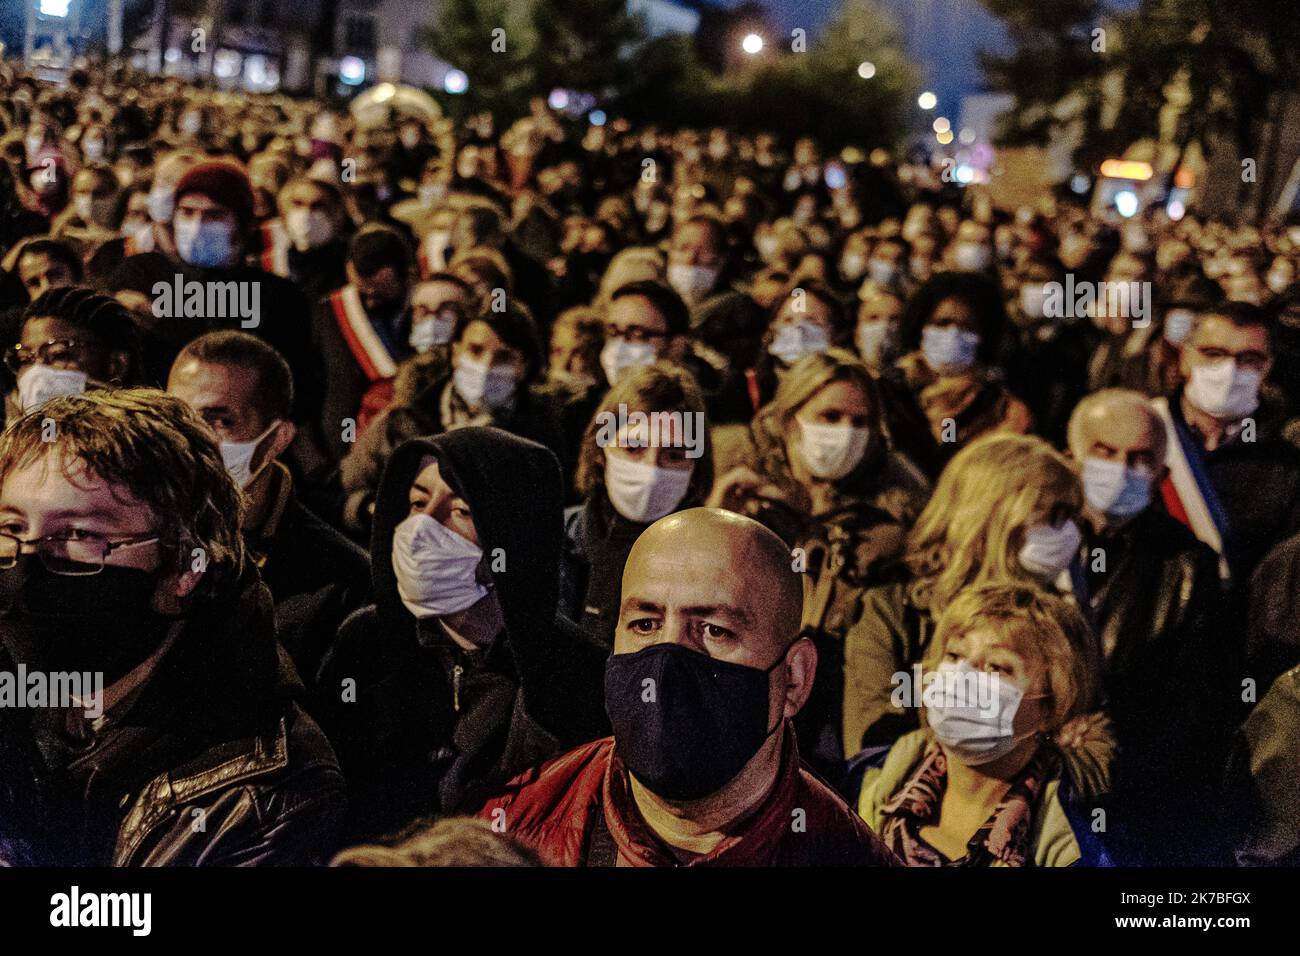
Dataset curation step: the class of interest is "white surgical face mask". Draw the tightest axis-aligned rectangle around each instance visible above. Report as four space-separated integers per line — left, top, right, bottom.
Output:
453 355 517 411
603 451 693 524
927 660 1038 766
856 320 891 366
420 182 447 206
666 262 719 300
16 364 88 411
867 259 897 286
424 229 452 270
953 242 992 271
147 186 175 224
391 512 488 618
1019 283 1049 320
768 321 830 367
600 338 657 386
174 218 238 268
220 421 281 491
798 420 870 481
921 324 980 374
82 138 106 161
1164 308 1194 345
1185 358 1262 421
1082 456 1152 522
284 207 334 252
1018 519 1082 581
756 234 780 263
840 253 867 281
410 315 456 353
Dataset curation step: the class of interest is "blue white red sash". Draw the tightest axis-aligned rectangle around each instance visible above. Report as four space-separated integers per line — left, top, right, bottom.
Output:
260 218 291 278
329 285 398 382
1151 396 1232 581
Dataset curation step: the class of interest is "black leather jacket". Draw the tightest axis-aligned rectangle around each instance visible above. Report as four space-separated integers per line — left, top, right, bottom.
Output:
0 570 346 867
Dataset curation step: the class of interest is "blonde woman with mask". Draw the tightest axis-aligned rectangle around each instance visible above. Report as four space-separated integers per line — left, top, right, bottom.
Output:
842 432 1084 755
708 348 929 774
854 582 1113 866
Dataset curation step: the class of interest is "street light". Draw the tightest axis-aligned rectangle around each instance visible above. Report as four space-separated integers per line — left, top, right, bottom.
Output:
917 91 937 110
857 61 876 79
742 33 764 55
443 69 469 95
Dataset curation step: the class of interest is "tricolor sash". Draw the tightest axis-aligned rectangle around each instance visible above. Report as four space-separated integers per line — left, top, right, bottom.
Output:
260 218 291 278
329 285 399 382
1151 396 1233 581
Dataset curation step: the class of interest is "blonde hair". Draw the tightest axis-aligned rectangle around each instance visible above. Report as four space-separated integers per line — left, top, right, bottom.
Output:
905 432 1081 615
597 247 665 303
928 581 1100 733
330 817 542 868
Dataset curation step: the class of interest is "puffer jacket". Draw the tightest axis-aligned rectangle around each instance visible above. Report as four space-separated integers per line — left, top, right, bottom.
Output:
0 568 345 866
856 724 1115 867
480 732 899 866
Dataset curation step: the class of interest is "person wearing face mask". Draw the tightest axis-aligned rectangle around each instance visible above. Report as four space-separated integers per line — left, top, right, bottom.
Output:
259 176 350 306
4 288 141 425
340 303 565 537
87 149 204 282
1002 255 1093 445
853 583 1112 866
167 332 370 686
447 199 554 324
1153 303 1300 584
319 428 608 841
110 158 323 477
558 365 713 647
666 213 764 369
52 165 120 249
1065 389 1233 865
897 272 1032 461
0 389 345 865
843 433 1083 755
480 508 899 866
709 350 930 777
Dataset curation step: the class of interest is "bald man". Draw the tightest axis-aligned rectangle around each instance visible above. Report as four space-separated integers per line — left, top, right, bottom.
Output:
1065 389 1233 866
480 507 897 866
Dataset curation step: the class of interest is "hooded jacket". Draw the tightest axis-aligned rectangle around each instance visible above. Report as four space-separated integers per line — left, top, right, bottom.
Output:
316 427 608 841
0 566 345 866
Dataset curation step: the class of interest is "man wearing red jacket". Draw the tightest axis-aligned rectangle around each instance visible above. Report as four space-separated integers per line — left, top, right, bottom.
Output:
481 507 898 866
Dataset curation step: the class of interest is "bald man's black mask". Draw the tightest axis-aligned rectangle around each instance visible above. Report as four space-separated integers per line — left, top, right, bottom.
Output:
605 642 787 801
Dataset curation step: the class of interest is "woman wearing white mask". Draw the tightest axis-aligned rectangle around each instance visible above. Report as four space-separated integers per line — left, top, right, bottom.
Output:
265 176 351 303
319 428 609 840
843 432 1082 756
340 303 566 536
725 282 849 421
855 582 1112 866
708 349 930 777
897 272 1032 460
558 364 713 646
4 288 142 424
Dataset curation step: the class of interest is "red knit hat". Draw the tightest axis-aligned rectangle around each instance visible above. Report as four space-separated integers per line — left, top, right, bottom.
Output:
174 160 256 230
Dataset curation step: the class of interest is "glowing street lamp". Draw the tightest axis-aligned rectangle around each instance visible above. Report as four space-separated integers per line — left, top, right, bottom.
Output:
917 91 937 111
857 61 876 80
742 33 764 55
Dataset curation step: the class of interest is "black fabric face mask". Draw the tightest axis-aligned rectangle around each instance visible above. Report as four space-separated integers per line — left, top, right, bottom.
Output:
604 642 786 801
0 555 175 687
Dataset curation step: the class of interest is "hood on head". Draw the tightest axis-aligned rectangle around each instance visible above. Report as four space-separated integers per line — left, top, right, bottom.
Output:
370 426 565 640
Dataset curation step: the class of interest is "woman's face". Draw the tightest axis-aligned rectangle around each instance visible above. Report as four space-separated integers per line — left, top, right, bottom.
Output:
605 414 695 472
773 292 834 334
940 627 1050 738
789 379 871 474
927 296 979 333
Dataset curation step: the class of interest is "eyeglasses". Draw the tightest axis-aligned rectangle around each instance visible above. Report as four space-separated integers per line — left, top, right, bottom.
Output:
603 323 668 345
4 339 95 374
413 304 464 323
0 531 160 576
1192 345 1271 372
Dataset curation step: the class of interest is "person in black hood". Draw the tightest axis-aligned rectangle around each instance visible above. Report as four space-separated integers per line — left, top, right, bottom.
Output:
0 389 344 866
317 426 609 841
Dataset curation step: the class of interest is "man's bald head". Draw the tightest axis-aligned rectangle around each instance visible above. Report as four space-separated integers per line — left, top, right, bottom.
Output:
619 507 803 662
1067 388 1167 471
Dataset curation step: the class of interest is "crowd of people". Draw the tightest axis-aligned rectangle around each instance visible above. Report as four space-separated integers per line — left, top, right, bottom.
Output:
0 60 1298 867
